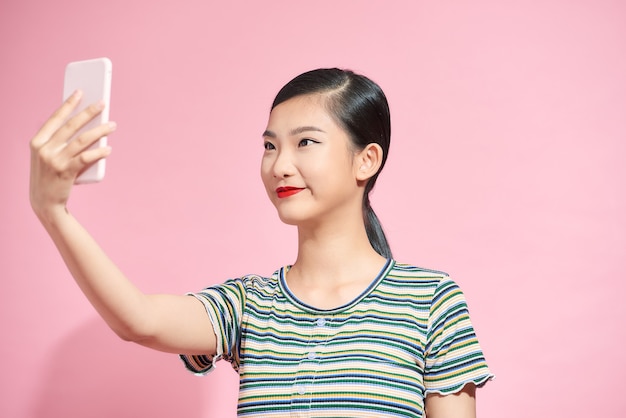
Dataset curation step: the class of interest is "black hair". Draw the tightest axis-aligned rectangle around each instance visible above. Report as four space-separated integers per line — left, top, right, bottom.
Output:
271 68 392 259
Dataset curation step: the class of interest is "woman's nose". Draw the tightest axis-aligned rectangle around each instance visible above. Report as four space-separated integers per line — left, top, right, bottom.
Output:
272 150 295 178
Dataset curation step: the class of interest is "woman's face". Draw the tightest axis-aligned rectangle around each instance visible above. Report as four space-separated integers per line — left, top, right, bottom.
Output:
260 94 363 227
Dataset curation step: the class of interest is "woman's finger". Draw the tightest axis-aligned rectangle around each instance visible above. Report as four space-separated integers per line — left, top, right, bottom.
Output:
62 120 117 158
49 99 106 147
71 145 113 177
30 90 83 149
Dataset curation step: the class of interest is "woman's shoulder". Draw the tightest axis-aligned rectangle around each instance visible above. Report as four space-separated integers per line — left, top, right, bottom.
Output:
384 261 472 306
389 261 450 280
233 271 280 287
385 261 467 294
377 261 452 296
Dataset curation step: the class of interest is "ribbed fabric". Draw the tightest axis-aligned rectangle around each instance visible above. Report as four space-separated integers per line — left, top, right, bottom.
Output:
180 260 493 417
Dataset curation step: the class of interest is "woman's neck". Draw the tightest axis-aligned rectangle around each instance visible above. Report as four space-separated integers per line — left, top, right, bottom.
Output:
290 218 387 286
283 220 387 309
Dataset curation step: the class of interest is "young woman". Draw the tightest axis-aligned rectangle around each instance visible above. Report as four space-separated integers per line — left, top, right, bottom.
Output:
30 68 493 417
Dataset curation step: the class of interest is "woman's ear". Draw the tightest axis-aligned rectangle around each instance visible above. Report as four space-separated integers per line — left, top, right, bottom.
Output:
355 143 384 182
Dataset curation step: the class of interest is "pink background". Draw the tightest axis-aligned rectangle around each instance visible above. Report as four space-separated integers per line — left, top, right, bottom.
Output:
1 1 625 416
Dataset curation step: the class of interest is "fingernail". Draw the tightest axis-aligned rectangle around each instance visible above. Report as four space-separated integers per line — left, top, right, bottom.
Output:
108 121 117 131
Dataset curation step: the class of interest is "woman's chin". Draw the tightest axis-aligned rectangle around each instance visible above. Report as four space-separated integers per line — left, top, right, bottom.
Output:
275 209 316 227
277 214 303 226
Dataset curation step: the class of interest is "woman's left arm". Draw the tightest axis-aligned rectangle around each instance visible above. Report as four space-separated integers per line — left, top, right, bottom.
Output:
425 384 476 418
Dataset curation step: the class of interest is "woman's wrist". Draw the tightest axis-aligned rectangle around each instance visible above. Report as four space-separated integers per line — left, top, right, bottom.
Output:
34 202 70 228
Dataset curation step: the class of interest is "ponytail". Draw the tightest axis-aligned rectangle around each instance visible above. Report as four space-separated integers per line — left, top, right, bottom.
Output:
363 196 392 259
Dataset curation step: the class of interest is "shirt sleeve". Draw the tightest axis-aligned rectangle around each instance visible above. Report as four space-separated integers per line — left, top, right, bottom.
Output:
424 277 494 395
179 277 247 375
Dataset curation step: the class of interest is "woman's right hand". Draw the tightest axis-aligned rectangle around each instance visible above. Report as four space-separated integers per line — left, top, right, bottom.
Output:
29 90 116 220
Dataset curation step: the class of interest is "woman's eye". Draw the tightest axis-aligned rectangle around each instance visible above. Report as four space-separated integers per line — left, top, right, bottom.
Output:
264 141 275 150
298 138 317 147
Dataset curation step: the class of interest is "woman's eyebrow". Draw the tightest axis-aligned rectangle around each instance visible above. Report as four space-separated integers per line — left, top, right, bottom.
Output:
262 130 276 138
290 126 325 136
262 126 326 138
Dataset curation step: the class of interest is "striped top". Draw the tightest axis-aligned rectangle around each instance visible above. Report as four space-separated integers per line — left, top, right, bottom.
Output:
181 260 493 417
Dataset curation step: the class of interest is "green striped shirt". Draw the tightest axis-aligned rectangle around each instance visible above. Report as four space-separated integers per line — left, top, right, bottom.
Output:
181 260 493 417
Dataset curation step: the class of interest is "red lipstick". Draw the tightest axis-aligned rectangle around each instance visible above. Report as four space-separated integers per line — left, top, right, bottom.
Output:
276 186 304 199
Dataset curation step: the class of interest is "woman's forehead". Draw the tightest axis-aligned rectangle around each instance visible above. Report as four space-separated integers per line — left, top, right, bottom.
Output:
266 94 338 133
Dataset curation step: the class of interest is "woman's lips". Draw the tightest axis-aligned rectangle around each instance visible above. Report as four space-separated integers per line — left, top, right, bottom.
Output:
276 187 304 199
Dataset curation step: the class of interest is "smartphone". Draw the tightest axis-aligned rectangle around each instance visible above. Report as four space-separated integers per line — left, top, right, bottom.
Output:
63 57 113 184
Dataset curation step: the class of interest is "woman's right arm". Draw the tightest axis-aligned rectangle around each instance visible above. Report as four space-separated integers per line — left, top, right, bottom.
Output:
29 91 216 355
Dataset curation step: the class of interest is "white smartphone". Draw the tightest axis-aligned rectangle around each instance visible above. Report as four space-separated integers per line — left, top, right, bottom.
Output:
63 57 113 184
